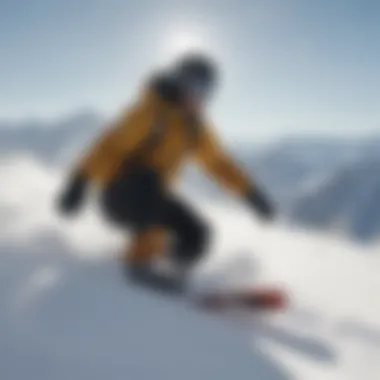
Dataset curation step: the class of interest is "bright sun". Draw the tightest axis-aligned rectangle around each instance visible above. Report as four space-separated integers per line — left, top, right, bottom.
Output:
163 32 207 60
156 21 217 67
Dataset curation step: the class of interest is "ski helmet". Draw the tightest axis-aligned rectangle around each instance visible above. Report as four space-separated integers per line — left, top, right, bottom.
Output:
173 52 218 102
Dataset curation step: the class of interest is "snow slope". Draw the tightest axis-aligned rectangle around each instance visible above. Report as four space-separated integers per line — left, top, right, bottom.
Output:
2 193 380 379
1 156 380 379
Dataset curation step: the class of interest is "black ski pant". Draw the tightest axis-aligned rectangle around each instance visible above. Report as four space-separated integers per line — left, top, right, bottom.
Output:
100 166 210 267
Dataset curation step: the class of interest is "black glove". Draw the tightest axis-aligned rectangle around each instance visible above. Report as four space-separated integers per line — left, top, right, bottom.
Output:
245 186 276 221
57 172 87 216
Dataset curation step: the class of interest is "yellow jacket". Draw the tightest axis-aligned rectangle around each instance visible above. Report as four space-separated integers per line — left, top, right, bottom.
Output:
76 82 252 196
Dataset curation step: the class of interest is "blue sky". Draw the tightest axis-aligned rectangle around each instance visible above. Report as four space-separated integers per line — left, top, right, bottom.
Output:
0 0 379 142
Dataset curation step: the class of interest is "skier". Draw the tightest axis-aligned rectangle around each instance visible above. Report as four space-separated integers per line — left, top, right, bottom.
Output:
57 52 276 296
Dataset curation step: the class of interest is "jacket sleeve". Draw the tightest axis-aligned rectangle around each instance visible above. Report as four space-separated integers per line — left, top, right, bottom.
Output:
75 101 154 179
193 123 252 196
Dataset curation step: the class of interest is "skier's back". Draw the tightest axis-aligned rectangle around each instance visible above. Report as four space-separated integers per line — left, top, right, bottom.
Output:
57 52 275 295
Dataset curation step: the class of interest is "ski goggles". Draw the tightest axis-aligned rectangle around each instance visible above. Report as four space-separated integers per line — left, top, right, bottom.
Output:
181 76 214 103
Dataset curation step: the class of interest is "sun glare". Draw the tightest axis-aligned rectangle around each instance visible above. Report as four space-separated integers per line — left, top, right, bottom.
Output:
154 20 217 67
164 32 207 59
